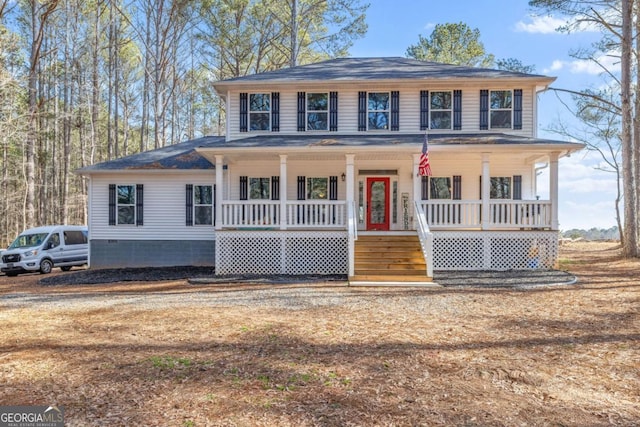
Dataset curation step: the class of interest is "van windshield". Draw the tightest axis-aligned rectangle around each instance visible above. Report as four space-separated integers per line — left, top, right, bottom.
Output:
8 233 49 249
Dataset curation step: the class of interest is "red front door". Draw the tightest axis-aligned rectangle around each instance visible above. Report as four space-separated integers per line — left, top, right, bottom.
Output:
366 177 390 231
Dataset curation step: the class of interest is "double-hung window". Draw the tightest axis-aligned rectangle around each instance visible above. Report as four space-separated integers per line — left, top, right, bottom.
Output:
429 177 452 199
430 91 452 130
117 185 136 225
490 90 512 129
307 93 328 131
194 185 213 225
490 177 511 199
368 92 389 130
307 177 328 199
250 177 270 199
249 93 270 131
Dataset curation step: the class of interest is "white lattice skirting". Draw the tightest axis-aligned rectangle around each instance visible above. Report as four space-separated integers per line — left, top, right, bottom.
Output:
432 230 559 271
216 230 348 275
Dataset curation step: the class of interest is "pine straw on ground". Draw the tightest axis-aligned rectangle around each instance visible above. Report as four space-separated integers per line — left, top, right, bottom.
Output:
0 241 638 426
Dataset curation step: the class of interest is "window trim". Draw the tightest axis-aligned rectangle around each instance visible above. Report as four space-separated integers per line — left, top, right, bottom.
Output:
249 177 271 200
429 176 452 200
116 184 136 225
430 91 453 130
306 92 329 131
489 90 513 130
193 184 214 226
490 176 512 199
306 177 329 200
367 91 390 131
248 93 271 132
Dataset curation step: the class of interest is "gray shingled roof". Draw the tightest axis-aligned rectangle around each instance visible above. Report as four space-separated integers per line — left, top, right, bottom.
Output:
214 57 552 86
76 136 223 173
77 133 583 173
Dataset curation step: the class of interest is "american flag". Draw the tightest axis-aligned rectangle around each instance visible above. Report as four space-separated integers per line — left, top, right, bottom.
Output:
419 133 432 176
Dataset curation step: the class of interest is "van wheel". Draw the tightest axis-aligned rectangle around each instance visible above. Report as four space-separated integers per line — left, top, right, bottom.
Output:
60 266 72 272
39 259 53 274
6 272 18 277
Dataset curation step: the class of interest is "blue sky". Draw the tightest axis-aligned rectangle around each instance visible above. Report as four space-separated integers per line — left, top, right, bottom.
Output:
349 1 617 231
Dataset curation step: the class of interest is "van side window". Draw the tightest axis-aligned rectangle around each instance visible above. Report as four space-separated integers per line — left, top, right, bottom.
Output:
64 230 88 245
47 233 60 249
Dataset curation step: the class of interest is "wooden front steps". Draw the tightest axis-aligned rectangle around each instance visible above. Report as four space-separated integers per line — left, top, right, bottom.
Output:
349 234 435 285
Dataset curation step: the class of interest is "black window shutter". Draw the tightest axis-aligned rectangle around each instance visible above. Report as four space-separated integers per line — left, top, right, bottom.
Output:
420 90 429 130
186 184 193 226
136 184 144 226
513 175 522 200
271 176 280 200
390 91 400 131
479 176 482 199
329 91 338 131
239 93 248 132
421 176 429 200
513 89 523 130
271 92 280 132
297 92 306 131
480 89 489 130
358 91 367 131
240 176 248 200
453 175 462 200
108 184 116 226
329 176 338 200
453 90 462 130
297 176 306 200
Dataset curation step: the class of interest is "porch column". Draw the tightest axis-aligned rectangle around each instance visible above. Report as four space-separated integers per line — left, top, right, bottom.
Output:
280 154 288 230
550 152 560 230
346 154 355 277
345 154 355 204
215 155 224 230
481 153 491 230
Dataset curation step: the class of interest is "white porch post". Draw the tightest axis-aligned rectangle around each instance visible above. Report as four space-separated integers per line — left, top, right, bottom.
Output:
345 154 355 204
346 154 355 277
215 155 224 230
550 152 560 230
481 153 491 230
280 154 288 230
413 153 421 228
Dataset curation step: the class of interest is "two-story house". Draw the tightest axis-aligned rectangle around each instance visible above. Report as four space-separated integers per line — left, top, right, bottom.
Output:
78 57 584 283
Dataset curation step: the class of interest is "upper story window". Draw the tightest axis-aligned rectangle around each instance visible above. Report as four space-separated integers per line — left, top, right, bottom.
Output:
249 93 270 131
250 177 270 199
368 92 389 130
117 184 136 224
430 91 452 130
490 90 512 129
307 93 328 131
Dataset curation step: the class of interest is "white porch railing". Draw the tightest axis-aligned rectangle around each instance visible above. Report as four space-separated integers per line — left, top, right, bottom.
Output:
419 200 552 229
489 200 552 228
414 202 434 278
221 200 346 228
347 201 358 277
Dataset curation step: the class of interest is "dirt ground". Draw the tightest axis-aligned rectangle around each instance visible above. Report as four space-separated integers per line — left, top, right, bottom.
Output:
0 241 638 426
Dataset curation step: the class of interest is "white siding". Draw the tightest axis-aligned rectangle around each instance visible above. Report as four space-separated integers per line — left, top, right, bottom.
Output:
90 172 216 240
226 82 539 141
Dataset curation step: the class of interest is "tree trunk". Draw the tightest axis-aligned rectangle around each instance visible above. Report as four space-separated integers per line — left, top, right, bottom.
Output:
621 0 638 256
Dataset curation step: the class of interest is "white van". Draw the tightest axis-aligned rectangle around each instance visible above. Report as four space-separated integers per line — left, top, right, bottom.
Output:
1 225 88 276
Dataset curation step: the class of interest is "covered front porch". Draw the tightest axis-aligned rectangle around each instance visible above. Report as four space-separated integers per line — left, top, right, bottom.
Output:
195 134 571 279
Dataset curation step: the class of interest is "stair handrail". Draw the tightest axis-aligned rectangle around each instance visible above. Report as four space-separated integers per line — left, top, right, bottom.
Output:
414 201 434 278
347 200 358 277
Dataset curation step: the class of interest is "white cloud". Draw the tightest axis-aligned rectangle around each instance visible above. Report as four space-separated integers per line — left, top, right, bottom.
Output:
542 53 620 75
515 15 567 34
